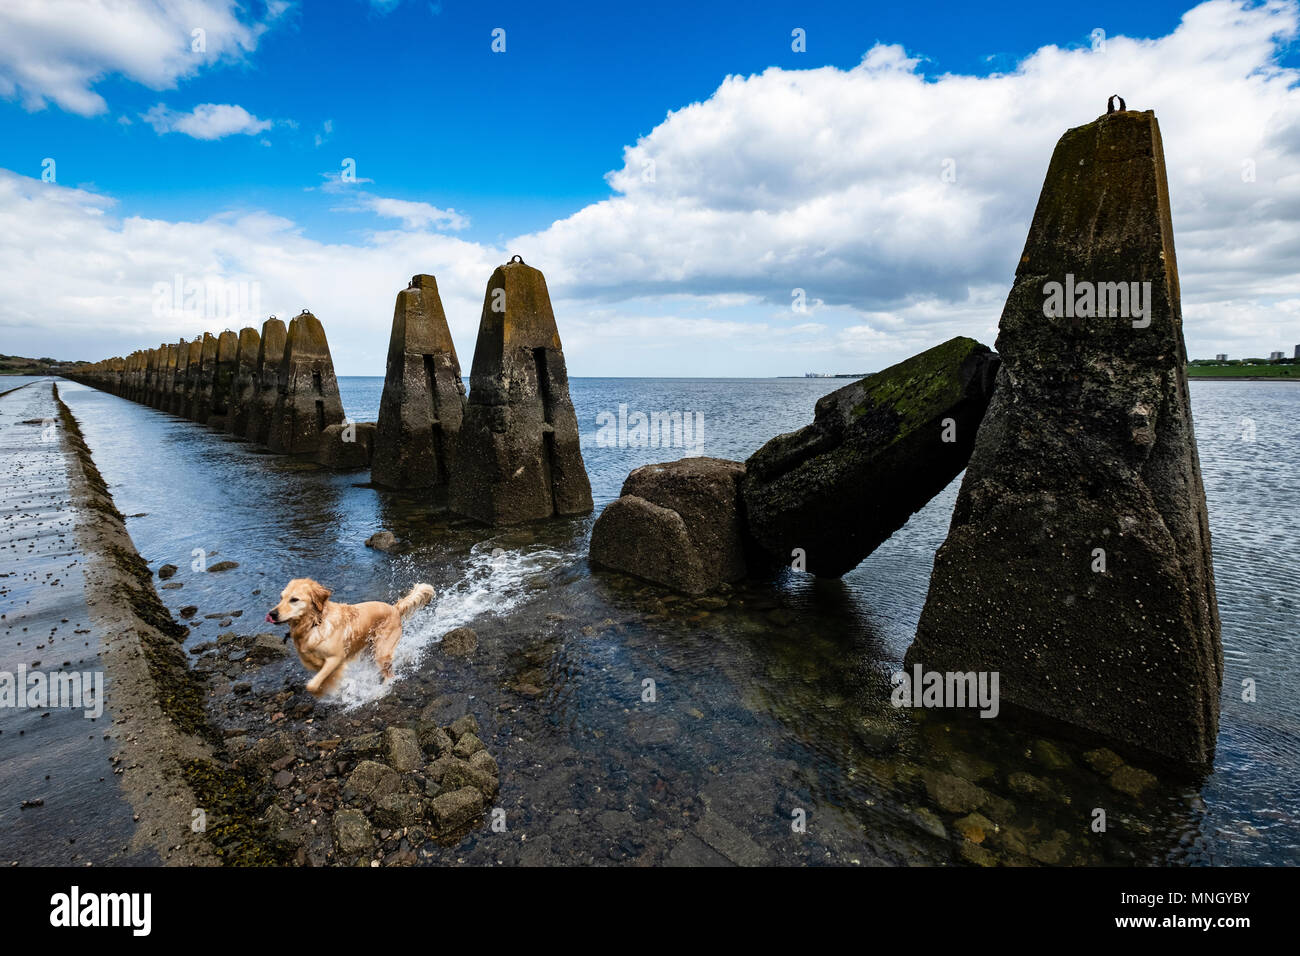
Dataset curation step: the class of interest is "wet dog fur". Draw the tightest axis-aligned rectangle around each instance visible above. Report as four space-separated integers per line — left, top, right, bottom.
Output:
267 578 435 696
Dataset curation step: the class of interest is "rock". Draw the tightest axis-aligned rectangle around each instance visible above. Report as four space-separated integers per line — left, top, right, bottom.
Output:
416 722 454 758
383 728 423 773
447 714 479 743
373 793 424 829
1083 747 1124 775
1007 771 1060 804
371 275 466 489
344 760 400 803
953 812 994 844
332 809 374 856
246 317 286 446
207 560 238 572
921 770 987 814
448 257 593 524
451 732 485 760
741 336 998 577
247 632 289 662
268 311 346 455
179 605 198 619
427 786 483 833
439 626 478 657
272 769 294 788
364 531 397 552
1109 765 1158 798
225 326 261 438
910 807 947 840
427 756 497 798
468 749 498 779
906 106 1222 771
590 457 748 595
157 564 178 580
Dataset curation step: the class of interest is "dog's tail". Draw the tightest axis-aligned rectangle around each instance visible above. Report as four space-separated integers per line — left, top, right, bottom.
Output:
395 582 435 618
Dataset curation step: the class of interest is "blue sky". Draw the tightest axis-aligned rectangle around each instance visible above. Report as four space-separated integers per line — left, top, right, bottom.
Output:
2 0 1299 374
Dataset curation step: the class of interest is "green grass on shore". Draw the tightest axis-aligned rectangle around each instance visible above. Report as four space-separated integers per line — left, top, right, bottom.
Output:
1187 363 1300 379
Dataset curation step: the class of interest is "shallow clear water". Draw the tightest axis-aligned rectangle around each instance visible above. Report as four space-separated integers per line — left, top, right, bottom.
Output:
44 376 1300 865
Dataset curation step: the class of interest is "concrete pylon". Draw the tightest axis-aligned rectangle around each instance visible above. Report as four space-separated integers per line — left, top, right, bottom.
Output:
371 274 466 489
203 330 238 428
169 339 189 414
268 311 346 455
192 333 220 423
247 317 286 447
225 327 261 438
181 338 205 419
905 105 1222 771
448 257 592 524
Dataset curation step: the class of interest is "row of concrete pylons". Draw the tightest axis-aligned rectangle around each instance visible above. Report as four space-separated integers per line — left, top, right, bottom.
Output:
63 257 594 526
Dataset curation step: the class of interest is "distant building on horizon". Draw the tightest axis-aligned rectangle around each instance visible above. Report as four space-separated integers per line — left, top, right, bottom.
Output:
1215 353 1228 362
1294 344 1299 359
1270 351 1284 360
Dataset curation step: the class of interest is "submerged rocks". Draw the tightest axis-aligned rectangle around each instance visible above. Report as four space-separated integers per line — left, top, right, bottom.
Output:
906 107 1222 770
742 336 999 577
448 257 592 524
371 274 466 489
590 457 748 595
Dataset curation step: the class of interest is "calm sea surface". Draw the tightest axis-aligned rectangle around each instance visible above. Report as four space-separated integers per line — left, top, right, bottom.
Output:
27 376 1300 864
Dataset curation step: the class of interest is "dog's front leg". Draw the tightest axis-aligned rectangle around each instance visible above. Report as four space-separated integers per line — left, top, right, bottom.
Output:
306 654 344 696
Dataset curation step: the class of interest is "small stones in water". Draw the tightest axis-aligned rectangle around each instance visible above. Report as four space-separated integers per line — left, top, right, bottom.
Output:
384 727 423 773
439 626 478 658
1108 764 1157 798
157 564 178 580
364 531 398 552
179 605 198 618
207 560 239 573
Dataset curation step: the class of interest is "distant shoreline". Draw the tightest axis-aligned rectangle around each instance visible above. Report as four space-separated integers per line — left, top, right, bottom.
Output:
1187 375 1300 382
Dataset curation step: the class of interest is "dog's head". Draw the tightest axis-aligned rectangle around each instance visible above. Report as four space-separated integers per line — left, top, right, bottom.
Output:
267 578 331 625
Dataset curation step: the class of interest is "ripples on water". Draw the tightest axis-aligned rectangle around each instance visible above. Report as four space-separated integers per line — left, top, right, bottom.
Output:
51 375 1300 866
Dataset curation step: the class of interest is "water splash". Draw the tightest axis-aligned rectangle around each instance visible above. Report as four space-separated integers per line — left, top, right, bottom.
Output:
332 541 571 708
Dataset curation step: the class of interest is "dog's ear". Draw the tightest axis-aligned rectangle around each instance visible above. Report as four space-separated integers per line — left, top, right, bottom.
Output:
307 580 332 613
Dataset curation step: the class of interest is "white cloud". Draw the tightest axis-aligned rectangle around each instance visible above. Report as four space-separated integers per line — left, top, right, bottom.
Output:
0 0 280 116
359 196 469 231
3 0 1300 376
141 103 273 140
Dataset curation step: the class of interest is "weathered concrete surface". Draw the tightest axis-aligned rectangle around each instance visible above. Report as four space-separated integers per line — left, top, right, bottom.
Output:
169 339 188 414
590 457 747 595
905 109 1222 770
247 317 286 446
204 330 238 429
268 311 345 455
742 336 999 577
448 258 592 524
0 381 220 863
191 333 219 423
181 338 204 419
225 327 261 438
314 421 376 469
371 275 466 489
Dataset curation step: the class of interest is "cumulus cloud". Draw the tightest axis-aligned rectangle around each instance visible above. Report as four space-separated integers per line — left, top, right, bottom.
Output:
141 103 273 140
0 0 280 116
3 0 1300 376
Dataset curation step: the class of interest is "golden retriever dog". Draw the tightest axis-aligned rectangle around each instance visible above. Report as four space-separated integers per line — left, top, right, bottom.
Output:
266 578 435 696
